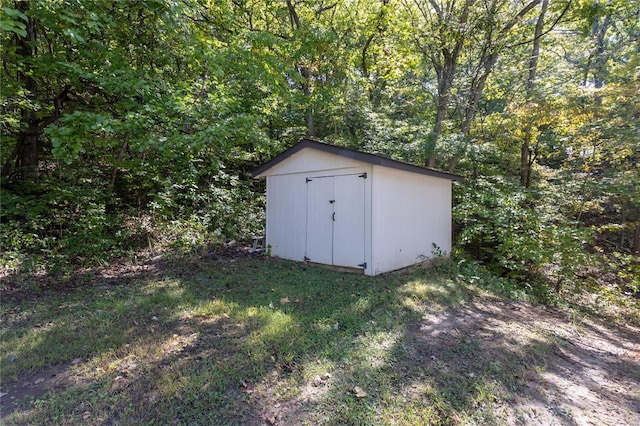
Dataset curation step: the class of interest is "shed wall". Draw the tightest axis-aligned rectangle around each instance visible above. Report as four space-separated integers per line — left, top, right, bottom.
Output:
258 148 368 177
265 174 307 261
371 166 452 274
264 149 373 271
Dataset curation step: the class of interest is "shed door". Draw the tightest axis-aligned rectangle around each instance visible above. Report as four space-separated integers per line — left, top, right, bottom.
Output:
333 174 365 268
305 174 365 269
306 177 334 266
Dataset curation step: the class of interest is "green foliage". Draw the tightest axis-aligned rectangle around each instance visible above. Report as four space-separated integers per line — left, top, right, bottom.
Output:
0 7 28 37
0 180 147 273
151 170 265 249
604 252 640 293
0 0 637 311
455 176 592 294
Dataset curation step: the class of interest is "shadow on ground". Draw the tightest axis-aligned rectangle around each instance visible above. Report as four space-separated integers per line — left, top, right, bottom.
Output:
1 250 639 425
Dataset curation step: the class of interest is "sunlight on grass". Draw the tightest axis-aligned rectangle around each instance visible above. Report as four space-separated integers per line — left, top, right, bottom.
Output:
352 296 372 313
397 276 469 313
354 330 401 369
140 279 186 305
247 308 300 364
191 298 236 319
6 257 634 425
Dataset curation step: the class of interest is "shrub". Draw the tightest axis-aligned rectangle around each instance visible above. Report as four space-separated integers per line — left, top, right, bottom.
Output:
454 176 592 293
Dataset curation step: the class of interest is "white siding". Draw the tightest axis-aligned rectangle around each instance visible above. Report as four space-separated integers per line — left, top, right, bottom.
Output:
256 149 367 177
371 166 452 275
262 148 374 272
332 174 366 268
265 174 307 261
261 146 452 276
305 176 334 265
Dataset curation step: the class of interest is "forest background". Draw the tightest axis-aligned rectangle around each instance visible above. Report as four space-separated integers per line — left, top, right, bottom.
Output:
1 0 638 310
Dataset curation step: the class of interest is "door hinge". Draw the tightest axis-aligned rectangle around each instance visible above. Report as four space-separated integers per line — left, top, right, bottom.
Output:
306 178 312 183
304 256 310 261
358 173 367 179
358 262 367 268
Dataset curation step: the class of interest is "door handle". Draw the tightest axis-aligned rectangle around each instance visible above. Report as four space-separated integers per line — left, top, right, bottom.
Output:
332 212 335 221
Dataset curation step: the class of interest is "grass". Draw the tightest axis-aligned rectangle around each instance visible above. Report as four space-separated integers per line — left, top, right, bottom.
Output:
0 254 636 425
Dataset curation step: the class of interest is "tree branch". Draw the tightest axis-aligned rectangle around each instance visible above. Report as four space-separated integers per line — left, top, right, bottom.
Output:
507 0 573 49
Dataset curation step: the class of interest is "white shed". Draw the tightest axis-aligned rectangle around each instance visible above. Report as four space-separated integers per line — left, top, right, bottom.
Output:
252 138 462 276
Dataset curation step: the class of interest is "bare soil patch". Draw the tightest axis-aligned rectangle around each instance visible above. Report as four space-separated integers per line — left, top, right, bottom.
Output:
253 297 639 425
0 360 80 418
408 299 640 426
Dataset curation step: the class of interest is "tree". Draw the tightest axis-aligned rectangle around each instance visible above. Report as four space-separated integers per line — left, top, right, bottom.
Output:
404 0 549 169
520 0 550 188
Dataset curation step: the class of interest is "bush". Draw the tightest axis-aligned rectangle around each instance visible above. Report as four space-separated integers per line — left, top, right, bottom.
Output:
149 169 265 247
0 181 145 274
454 176 592 293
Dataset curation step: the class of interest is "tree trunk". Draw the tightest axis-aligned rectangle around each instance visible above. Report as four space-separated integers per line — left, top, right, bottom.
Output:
592 14 610 102
361 0 390 108
520 0 548 188
301 65 314 137
520 141 532 188
620 205 626 248
429 88 449 168
16 130 40 178
286 0 315 137
428 54 457 168
6 1 41 181
418 0 473 168
305 107 315 137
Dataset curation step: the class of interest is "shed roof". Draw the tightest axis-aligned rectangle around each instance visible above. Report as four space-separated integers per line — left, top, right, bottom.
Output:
252 138 463 181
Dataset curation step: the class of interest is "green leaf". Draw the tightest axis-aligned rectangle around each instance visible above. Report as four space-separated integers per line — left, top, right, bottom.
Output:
1 7 28 37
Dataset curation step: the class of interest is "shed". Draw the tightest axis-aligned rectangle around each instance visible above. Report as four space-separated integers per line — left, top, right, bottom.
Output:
252 138 462 276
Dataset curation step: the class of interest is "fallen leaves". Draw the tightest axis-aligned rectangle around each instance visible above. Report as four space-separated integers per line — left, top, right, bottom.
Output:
109 376 130 392
271 296 302 306
241 380 256 394
353 386 368 398
312 372 332 387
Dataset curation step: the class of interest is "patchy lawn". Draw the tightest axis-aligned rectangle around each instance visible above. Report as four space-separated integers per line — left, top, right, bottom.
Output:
1 252 639 425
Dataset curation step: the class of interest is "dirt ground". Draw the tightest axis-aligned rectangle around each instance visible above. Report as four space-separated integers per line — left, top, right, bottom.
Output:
254 297 640 426
413 299 640 426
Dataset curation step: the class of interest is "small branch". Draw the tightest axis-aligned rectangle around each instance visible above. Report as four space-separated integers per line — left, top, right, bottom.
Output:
316 2 338 17
507 0 572 49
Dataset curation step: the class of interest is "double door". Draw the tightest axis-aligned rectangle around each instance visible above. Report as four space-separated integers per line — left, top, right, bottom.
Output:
305 173 366 269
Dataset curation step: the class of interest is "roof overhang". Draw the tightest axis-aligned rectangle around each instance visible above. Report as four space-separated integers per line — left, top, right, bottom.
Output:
252 138 464 181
